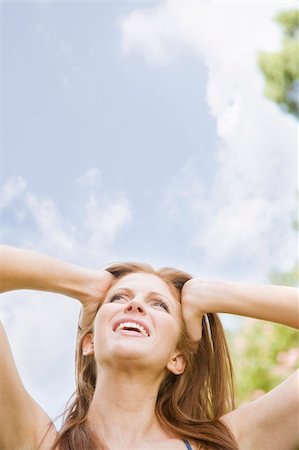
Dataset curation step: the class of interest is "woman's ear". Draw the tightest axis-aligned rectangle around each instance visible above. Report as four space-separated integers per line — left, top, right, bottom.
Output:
82 333 94 356
166 351 186 375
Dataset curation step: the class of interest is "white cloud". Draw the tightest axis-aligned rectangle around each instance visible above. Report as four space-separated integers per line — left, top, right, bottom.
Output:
0 177 75 257
76 166 103 191
120 0 294 134
76 167 131 264
120 0 298 279
0 168 131 263
26 193 75 255
85 195 131 242
0 176 27 209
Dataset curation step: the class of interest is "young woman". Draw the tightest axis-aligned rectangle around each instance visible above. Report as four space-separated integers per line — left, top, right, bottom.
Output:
0 245 298 450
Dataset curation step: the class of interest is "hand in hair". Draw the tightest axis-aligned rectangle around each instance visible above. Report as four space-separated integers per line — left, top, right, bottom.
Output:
181 278 208 342
78 269 115 330
181 278 222 342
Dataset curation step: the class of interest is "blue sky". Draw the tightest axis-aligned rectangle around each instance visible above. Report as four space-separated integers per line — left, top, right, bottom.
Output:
0 0 297 426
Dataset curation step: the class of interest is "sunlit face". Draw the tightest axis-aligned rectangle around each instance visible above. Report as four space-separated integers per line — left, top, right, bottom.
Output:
88 273 185 375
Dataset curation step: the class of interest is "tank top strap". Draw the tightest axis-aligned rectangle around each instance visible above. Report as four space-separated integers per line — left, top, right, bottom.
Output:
182 438 193 450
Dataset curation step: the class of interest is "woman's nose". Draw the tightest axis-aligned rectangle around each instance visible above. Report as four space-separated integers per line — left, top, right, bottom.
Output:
124 299 146 314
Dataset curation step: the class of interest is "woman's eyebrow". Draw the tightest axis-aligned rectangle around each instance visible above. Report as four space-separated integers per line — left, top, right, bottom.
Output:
112 287 174 303
147 291 173 301
111 287 132 295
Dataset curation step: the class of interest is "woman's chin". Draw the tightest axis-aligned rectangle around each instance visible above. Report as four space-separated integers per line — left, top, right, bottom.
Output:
109 342 149 359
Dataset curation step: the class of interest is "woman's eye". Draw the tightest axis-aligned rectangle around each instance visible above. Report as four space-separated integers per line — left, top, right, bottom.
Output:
154 301 170 312
109 294 127 302
109 295 170 312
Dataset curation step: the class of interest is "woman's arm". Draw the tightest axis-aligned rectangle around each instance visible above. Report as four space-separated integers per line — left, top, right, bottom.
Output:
0 246 113 449
0 245 111 302
181 279 298 341
221 369 299 450
0 319 58 450
0 245 114 330
181 279 299 450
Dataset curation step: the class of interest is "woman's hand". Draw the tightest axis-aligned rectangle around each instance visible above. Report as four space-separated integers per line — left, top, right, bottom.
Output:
181 279 205 342
78 269 115 330
181 278 222 342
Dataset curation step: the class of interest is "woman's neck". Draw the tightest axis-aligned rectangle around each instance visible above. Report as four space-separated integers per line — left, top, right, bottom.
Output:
87 368 168 448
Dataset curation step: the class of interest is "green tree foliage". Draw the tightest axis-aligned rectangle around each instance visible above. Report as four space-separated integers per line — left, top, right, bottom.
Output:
269 261 299 287
228 319 299 405
258 9 299 119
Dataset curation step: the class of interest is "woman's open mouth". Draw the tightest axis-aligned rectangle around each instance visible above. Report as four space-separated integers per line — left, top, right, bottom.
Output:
116 329 147 337
113 321 150 337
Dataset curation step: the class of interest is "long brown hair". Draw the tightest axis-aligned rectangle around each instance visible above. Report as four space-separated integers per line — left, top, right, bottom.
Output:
41 263 238 450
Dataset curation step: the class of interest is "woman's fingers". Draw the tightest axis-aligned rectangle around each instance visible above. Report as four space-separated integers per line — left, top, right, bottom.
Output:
78 269 115 329
79 269 115 306
182 305 203 342
181 279 206 343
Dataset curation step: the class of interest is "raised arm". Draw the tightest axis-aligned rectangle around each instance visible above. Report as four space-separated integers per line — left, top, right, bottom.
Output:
0 245 110 299
0 245 113 450
181 279 299 450
181 279 298 341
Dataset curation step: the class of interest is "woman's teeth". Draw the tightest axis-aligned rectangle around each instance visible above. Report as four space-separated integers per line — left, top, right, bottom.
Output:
115 322 149 337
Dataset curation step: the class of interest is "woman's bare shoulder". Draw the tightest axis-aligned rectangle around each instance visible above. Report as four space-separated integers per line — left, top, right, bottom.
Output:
33 409 59 450
221 370 299 450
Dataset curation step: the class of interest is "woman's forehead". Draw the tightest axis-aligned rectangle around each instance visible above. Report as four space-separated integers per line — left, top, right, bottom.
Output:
110 272 177 299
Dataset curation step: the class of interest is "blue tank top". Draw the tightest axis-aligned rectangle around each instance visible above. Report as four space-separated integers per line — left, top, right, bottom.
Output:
182 439 192 450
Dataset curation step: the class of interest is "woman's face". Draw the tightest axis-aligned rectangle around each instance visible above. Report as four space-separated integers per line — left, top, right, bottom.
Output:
87 272 186 376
